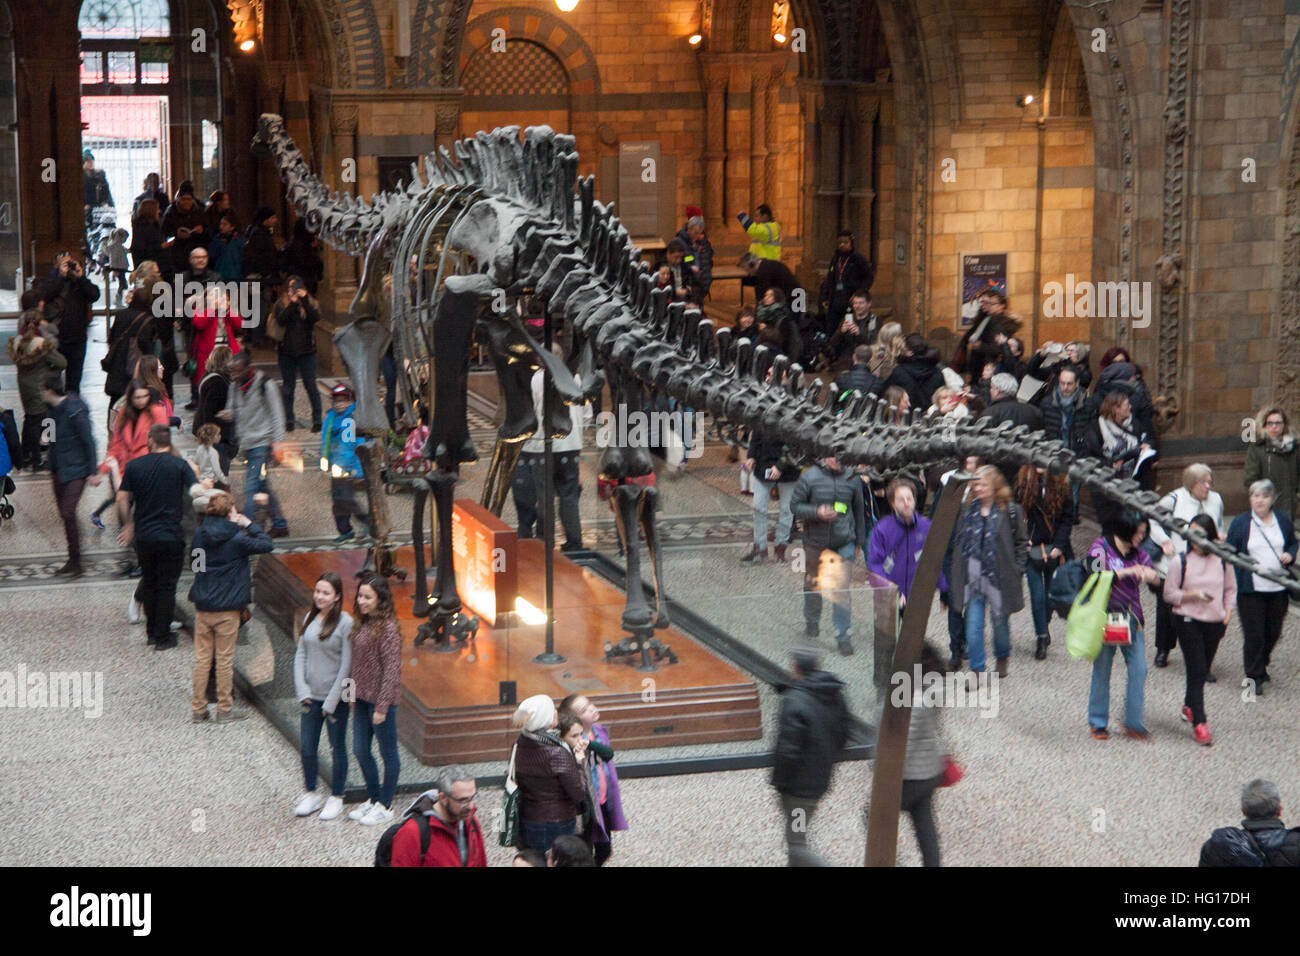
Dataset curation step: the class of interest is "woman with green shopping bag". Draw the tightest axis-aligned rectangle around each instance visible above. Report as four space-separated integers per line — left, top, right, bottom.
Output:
1085 513 1161 741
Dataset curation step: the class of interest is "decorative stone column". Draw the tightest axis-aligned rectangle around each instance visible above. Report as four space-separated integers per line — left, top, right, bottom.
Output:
435 102 461 152
330 104 361 287
700 60 728 229
750 67 769 211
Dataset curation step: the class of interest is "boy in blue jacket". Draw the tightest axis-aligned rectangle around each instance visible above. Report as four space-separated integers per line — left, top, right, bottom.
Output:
321 383 371 544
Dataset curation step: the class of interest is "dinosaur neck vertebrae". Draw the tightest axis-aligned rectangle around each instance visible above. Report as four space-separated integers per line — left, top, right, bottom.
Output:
253 113 1298 598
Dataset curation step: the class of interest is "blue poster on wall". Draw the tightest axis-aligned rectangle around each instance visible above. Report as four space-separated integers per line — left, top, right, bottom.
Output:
959 252 1008 327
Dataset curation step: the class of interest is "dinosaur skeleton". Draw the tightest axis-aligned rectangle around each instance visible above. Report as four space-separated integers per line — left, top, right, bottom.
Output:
253 114 1300 662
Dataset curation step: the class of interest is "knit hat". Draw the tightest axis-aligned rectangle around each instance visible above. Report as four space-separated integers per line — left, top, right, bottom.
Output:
82 148 94 161
685 205 703 219
330 382 354 399
512 694 555 732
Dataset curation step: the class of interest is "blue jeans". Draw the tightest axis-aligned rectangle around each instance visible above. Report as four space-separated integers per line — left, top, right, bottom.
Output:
940 595 965 659
803 542 855 637
243 445 286 529
301 699 350 796
1088 627 1148 733
964 590 1011 672
521 818 576 853
278 351 321 427
751 476 794 548
353 700 401 808
1025 559 1058 638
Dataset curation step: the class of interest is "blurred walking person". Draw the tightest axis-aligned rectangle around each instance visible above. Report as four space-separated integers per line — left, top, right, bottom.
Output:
1014 465 1074 661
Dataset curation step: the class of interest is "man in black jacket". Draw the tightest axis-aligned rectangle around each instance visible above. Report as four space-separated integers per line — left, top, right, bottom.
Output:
771 647 850 866
739 252 799 304
819 231 874 325
36 252 101 394
832 345 884 409
42 372 101 576
791 456 868 655
675 213 713 298
978 372 1044 485
117 425 196 651
1200 779 1300 866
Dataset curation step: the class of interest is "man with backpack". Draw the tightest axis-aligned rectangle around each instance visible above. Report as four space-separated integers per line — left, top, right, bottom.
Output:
218 350 289 537
381 767 487 867
771 647 851 866
1200 779 1300 866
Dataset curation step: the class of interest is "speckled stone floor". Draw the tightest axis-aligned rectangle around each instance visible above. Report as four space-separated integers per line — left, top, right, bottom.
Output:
4 351 1300 865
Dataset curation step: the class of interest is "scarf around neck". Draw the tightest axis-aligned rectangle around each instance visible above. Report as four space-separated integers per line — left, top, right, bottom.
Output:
1099 414 1138 460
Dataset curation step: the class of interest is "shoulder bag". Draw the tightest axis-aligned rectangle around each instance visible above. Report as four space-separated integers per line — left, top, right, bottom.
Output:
499 743 521 847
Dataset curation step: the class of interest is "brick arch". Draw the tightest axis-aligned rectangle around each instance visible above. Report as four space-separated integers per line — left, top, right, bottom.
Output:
455 6 600 94
410 0 599 92
329 0 385 88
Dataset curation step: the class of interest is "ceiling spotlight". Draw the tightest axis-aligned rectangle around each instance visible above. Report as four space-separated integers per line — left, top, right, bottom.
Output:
1017 94 1035 107
773 32 787 44
555 0 579 11
239 39 256 52
688 33 703 46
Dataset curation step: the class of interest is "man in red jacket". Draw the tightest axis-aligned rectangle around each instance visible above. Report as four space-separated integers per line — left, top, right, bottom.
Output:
391 768 487 867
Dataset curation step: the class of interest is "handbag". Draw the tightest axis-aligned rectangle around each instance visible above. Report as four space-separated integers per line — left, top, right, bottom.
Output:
1065 570 1114 662
938 755 964 788
182 356 198 379
499 744 521 847
267 303 286 343
1103 610 1134 645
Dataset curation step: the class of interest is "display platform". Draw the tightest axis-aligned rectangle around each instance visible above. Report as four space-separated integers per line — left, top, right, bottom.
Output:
253 540 764 765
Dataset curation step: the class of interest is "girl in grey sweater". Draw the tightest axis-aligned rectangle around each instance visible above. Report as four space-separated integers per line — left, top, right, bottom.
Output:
899 643 950 867
293 572 354 821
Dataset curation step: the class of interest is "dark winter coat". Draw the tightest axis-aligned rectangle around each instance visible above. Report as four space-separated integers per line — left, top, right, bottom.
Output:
883 350 947 412
1026 351 1092 397
948 501 1028 615
1039 388 1091 455
36 271 101 346
825 311 880 371
129 219 164 270
242 224 281 279
818 249 873 320
675 226 714 295
790 462 868 552
1199 818 1300 867
45 394 98 483
104 305 157 398
752 258 800 303
748 428 799 483
1224 511 1298 596
6 332 66 415
1244 435 1300 523
187 516 274 612
832 362 884 407
273 299 320 357
514 731 587 824
771 670 851 799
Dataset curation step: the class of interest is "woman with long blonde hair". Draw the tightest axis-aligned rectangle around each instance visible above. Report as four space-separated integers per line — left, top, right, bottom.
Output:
948 465 1027 678
869 321 906 381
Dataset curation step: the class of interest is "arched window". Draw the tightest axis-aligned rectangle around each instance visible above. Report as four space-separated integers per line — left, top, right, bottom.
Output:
80 0 172 88
79 0 170 40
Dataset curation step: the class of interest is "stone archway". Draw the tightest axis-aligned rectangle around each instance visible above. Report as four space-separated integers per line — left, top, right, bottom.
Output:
457 6 599 94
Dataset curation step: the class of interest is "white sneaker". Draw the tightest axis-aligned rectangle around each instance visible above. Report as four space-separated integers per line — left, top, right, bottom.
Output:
358 803 394 827
319 796 345 821
127 596 141 624
170 620 183 632
294 792 326 817
347 799 375 822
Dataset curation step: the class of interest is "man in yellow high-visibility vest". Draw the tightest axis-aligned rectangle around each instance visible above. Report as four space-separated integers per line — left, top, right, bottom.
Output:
737 205 782 260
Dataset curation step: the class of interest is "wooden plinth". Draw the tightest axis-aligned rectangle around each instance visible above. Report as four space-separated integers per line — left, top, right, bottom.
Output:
254 541 763 764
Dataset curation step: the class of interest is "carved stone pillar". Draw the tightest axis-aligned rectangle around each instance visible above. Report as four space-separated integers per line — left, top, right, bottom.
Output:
700 61 728 228
849 92 880 265
750 68 769 210
763 69 782 216
330 105 361 288
435 103 461 152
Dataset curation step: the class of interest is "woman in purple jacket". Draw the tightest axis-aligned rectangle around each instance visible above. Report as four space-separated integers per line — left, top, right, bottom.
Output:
559 693 628 867
867 478 946 610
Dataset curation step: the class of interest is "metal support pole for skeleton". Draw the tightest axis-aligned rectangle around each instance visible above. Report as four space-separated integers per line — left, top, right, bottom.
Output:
535 305 564 663
865 473 971 867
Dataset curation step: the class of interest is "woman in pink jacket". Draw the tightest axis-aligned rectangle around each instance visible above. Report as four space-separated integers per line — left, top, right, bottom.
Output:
91 381 170 529
1163 514 1236 747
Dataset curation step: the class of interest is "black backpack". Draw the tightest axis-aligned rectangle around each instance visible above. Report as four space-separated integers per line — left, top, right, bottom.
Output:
374 794 435 867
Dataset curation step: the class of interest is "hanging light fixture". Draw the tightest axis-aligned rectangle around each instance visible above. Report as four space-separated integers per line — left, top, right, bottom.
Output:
227 1 264 53
771 0 791 45
555 0 580 12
